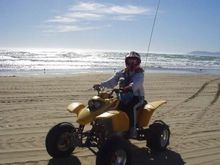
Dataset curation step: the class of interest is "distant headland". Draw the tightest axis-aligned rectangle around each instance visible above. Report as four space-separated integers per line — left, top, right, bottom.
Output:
189 51 220 56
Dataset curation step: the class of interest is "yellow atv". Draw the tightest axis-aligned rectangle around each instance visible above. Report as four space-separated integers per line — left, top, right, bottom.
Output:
45 87 170 165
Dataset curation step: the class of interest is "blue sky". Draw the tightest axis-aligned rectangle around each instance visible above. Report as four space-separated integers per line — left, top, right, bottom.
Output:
0 0 220 53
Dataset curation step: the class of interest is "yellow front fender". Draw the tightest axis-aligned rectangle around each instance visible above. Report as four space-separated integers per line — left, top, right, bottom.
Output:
67 102 85 116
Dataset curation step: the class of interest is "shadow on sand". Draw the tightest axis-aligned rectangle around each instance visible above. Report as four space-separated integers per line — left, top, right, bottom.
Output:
48 155 81 165
47 143 184 165
130 143 185 165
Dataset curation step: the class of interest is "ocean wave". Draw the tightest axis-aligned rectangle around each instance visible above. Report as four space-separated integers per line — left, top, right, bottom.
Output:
0 49 219 75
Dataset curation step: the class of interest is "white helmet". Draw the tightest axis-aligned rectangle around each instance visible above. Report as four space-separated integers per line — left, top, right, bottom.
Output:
125 51 141 65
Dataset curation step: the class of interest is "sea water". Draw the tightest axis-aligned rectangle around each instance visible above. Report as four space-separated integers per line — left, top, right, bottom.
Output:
0 49 219 76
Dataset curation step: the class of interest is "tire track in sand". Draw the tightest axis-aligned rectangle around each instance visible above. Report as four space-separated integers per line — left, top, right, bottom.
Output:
210 83 220 106
183 79 219 103
187 81 220 122
172 78 220 137
171 78 220 164
164 78 220 115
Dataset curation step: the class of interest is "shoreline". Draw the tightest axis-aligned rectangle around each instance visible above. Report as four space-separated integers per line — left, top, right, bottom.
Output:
1 67 219 77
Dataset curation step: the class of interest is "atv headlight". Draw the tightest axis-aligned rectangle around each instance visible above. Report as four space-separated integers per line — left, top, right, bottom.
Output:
88 100 103 112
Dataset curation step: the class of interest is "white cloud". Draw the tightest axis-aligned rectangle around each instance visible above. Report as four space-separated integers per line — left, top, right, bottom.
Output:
43 24 111 33
70 2 148 15
110 5 147 15
70 2 106 12
47 12 102 23
113 15 134 21
65 12 103 20
44 2 151 33
47 16 77 23
44 25 93 33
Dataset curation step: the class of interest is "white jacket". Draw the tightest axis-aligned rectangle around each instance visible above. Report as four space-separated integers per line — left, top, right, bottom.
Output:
100 68 145 97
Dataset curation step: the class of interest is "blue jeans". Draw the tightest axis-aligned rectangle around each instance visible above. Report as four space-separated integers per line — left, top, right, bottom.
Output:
118 96 145 127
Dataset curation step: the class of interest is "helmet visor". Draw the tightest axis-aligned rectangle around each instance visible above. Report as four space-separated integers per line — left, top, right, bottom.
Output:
126 58 139 66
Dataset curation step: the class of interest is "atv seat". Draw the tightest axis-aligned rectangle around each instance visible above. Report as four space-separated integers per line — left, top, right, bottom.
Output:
137 100 148 111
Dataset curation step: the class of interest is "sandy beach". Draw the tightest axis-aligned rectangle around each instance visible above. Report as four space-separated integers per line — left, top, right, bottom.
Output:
0 73 220 165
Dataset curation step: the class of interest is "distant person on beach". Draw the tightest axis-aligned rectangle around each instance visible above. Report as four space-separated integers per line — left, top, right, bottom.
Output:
93 51 146 137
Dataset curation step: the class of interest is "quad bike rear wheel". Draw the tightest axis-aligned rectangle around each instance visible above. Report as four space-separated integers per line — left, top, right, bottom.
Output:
45 122 76 158
146 120 170 152
96 136 132 165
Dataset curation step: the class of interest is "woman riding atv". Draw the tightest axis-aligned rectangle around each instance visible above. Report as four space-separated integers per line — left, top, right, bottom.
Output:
93 51 146 138
46 53 170 161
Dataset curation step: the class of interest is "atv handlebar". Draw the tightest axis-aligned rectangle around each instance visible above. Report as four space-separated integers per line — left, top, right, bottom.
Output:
111 88 122 94
93 85 123 99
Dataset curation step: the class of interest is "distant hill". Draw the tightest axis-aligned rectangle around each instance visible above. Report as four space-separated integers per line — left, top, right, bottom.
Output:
189 51 220 56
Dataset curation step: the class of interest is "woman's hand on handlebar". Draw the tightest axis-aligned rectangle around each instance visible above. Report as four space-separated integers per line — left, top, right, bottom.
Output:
93 84 101 91
123 85 132 92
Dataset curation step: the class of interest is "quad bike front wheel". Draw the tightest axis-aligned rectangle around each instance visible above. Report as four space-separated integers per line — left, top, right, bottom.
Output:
96 136 132 165
45 122 76 158
146 120 170 152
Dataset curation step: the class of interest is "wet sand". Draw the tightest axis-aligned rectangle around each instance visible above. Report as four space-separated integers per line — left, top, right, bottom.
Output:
0 73 220 165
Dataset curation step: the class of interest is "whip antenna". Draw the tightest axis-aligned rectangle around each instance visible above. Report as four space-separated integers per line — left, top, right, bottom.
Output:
144 0 161 69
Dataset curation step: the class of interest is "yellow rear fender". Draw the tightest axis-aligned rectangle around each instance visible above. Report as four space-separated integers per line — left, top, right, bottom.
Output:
138 100 167 127
145 100 167 111
67 102 85 116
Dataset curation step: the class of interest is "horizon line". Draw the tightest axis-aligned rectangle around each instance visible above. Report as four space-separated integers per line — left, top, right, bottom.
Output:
0 47 190 54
